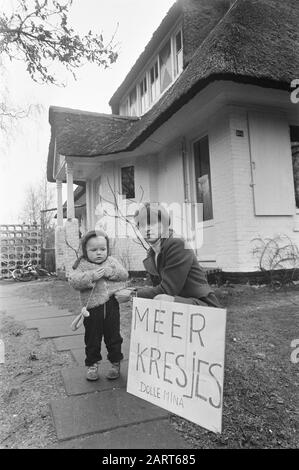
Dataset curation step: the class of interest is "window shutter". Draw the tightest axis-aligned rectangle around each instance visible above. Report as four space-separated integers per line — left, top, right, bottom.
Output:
248 112 295 216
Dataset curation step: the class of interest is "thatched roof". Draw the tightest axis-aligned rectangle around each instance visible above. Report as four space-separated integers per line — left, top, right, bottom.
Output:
109 0 234 113
47 107 137 181
106 0 299 153
49 106 137 155
48 0 299 181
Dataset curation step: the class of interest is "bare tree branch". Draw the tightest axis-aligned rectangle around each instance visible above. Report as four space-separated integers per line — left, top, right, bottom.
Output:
98 176 149 251
0 0 118 85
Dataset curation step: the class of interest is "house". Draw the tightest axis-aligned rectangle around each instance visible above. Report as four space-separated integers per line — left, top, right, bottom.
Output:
47 0 299 277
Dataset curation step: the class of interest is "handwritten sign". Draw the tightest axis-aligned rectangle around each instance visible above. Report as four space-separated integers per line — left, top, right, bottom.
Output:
127 298 227 433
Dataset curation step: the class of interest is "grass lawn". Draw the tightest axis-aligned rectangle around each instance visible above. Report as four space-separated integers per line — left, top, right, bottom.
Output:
1 278 298 448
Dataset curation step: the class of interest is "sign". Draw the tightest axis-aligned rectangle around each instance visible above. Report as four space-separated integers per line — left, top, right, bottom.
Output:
127 298 227 433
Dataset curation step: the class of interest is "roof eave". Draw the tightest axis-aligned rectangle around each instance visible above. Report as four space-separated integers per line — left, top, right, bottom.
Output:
126 73 291 152
47 73 292 176
65 73 292 160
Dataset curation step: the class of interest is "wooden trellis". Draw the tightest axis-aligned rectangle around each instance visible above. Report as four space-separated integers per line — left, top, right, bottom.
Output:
0 224 42 279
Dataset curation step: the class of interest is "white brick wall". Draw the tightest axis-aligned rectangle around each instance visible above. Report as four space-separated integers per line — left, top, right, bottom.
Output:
227 106 299 271
110 237 147 272
91 160 150 271
55 218 80 277
208 111 240 271
71 102 298 274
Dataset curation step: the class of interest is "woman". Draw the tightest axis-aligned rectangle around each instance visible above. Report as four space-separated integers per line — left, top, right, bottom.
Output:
115 203 221 307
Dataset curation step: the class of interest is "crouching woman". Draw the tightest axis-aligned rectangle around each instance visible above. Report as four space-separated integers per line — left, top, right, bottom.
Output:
115 203 221 307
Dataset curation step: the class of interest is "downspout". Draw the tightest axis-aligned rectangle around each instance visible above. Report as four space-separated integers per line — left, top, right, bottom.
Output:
246 112 256 214
182 137 190 202
181 137 191 241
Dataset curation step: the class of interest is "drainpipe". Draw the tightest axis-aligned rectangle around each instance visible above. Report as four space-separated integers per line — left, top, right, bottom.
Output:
246 112 256 213
181 137 191 241
182 137 189 202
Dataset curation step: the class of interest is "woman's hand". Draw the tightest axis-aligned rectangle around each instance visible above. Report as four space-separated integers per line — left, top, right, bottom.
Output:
154 294 175 302
114 288 134 303
92 267 105 281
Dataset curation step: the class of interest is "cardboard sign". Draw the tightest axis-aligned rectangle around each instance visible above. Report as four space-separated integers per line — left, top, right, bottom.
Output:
127 298 227 433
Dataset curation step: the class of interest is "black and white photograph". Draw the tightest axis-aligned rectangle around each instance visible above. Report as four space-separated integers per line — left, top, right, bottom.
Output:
0 0 298 455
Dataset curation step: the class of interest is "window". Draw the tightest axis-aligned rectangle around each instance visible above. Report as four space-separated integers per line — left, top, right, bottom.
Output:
139 76 148 114
194 136 213 221
291 126 299 209
159 39 172 93
119 26 183 115
121 166 135 199
150 61 159 104
120 98 129 116
129 87 137 116
174 30 183 76
292 143 299 209
248 113 294 215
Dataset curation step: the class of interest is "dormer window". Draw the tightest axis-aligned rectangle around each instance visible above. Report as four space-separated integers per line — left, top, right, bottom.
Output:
150 61 159 104
139 76 148 114
159 39 172 93
117 24 183 117
129 87 137 116
174 29 183 76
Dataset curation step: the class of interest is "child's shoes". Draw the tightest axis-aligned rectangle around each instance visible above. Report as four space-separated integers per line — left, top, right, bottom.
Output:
106 361 120 380
86 363 99 381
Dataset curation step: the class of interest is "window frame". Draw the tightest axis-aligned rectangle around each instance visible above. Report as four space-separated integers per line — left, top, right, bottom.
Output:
192 134 214 226
149 60 160 105
139 74 149 115
173 28 183 77
291 141 299 213
120 165 136 200
119 97 129 116
158 37 173 94
128 87 137 117
118 19 183 117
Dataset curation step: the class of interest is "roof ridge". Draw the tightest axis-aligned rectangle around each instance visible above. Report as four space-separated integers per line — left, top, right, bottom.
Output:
49 106 139 121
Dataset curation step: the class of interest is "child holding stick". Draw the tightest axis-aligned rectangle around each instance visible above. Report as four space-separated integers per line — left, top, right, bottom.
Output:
69 230 128 381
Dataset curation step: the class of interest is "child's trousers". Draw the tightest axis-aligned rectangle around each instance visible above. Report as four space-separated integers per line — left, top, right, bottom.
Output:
83 296 123 366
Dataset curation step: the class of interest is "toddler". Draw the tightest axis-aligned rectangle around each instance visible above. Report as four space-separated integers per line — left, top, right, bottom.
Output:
69 230 128 381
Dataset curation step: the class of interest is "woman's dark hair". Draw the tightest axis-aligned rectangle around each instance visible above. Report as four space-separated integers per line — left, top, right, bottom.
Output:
134 202 171 230
72 229 109 269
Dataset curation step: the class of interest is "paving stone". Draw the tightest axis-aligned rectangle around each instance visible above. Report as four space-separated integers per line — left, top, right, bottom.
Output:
53 419 191 449
0 295 26 302
50 388 168 440
0 300 48 310
53 335 84 351
62 361 129 395
70 348 86 365
24 316 82 338
1 306 72 321
70 347 128 366
71 341 131 366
